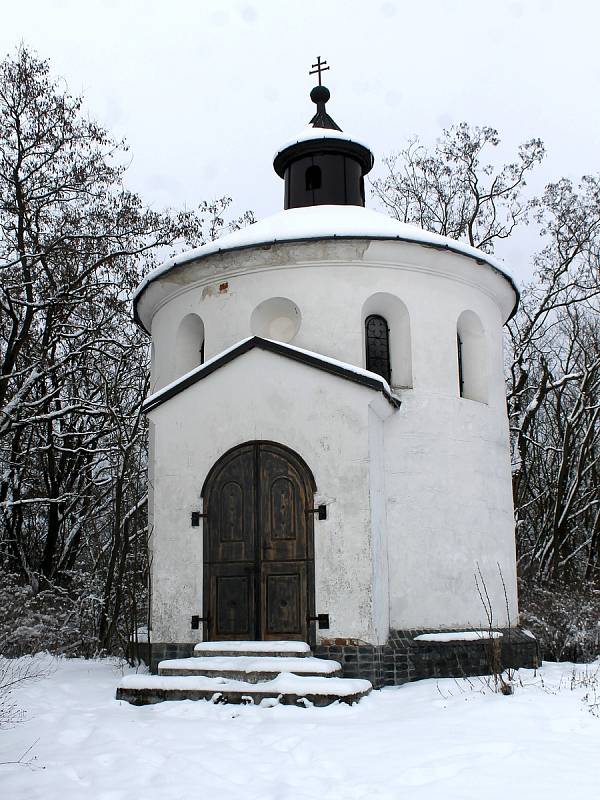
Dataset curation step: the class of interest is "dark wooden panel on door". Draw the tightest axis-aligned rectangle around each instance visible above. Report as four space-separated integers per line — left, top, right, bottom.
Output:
203 442 315 643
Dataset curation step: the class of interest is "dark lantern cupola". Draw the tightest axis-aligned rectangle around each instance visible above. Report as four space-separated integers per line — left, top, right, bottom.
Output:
273 57 374 210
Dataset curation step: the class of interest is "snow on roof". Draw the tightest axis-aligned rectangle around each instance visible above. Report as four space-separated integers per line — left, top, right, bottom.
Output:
142 336 401 413
274 125 372 159
134 204 516 306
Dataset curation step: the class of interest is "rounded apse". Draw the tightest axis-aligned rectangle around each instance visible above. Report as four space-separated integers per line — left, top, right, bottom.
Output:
250 297 301 343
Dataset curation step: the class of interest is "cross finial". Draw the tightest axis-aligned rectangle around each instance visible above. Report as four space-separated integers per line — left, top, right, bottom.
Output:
309 56 330 86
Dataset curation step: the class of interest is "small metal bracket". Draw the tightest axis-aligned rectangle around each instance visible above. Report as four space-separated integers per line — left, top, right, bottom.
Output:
308 613 330 629
191 511 207 527
191 615 209 630
307 504 327 520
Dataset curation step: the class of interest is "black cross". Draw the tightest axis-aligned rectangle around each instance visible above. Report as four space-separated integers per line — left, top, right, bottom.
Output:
309 56 330 86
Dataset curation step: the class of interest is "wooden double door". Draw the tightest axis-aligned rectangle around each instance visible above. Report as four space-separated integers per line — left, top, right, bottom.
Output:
202 442 315 642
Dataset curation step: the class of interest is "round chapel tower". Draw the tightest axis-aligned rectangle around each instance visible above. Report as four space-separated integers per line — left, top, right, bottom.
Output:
134 71 538 681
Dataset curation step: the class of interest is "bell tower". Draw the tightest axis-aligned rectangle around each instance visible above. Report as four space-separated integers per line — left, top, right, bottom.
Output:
273 57 374 209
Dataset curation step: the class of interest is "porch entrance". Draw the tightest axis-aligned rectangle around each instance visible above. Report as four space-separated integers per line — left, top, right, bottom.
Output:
202 441 316 642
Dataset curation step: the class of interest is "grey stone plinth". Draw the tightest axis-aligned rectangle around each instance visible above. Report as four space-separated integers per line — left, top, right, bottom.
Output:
315 627 540 688
116 685 369 707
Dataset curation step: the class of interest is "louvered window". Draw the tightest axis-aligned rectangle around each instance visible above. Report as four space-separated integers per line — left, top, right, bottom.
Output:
365 314 391 383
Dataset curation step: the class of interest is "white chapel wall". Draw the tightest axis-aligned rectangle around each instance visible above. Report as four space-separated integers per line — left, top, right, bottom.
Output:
147 348 391 645
145 237 518 636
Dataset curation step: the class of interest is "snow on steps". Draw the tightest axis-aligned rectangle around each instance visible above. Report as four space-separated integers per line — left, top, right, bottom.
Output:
116 672 372 707
117 641 371 707
158 655 342 682
193 640 311 658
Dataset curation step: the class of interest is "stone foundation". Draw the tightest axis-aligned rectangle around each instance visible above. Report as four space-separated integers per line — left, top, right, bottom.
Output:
134 642 195 673
138 628 540 687
314 628 540 689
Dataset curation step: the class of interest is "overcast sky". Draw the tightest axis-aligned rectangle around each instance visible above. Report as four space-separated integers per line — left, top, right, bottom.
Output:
3 0 599 280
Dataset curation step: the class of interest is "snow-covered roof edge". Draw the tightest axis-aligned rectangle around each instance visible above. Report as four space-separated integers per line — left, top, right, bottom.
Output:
273 125 372 161
133 206 519 332
143 336 401 413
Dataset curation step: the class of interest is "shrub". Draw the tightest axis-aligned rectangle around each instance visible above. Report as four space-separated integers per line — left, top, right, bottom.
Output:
519 579 600 662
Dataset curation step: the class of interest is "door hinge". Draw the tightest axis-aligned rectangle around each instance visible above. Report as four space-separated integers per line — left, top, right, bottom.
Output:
191 511 207 527
191 615 209 629
307 504 327 520
308 613 330 629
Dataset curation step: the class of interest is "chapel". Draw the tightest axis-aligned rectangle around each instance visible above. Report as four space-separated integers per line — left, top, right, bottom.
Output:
130 61 539 691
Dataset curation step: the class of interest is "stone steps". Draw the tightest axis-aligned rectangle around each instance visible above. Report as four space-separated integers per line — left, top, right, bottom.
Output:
158 655 342 682
193 640 312 658
116 672 372 707
116 641 372 707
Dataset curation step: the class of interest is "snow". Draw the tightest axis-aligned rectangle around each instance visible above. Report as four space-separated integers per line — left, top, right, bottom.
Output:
274 125 372 158
414 631 503 642
118 672 366 695
133 204 516 304
3 656 600 800
159 656 340 674
194 639 311 654
142 337 398 411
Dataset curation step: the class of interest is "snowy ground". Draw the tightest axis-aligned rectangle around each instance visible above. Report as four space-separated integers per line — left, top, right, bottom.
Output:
2 656 599 800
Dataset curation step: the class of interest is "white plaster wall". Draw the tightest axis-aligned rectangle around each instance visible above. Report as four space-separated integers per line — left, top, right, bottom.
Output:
385 394 517 629
147 347 393 645
143 236 519 638
368 402 391 642
140 239 514 398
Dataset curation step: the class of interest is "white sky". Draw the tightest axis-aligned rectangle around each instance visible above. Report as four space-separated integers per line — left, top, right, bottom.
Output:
3 0 599 280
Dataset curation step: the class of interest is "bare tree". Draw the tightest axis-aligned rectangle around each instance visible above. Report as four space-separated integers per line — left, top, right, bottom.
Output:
0 46 253 656
373 124 600 656
371 122 544 252
507 176 600 585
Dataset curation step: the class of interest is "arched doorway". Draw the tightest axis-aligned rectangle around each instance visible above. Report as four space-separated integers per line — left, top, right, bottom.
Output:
201 441 316 642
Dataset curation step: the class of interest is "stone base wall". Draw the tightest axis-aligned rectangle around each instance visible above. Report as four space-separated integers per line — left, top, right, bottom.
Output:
134 642 196 673
138 628 540 687
315 628 540 689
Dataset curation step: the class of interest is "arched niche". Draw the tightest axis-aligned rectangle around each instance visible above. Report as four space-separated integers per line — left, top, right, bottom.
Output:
250 297 301 343
457 310 487 403
362 293 413 388
175 313 205 378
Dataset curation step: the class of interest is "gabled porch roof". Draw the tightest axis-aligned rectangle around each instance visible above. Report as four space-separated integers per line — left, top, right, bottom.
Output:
143 336 401 413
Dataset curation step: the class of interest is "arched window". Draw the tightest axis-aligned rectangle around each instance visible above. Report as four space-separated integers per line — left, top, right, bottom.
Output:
362 294 412 388
456 310 487 402
365 314 391 384
457 332 465 396
175 313 205 378
305 165 321 191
